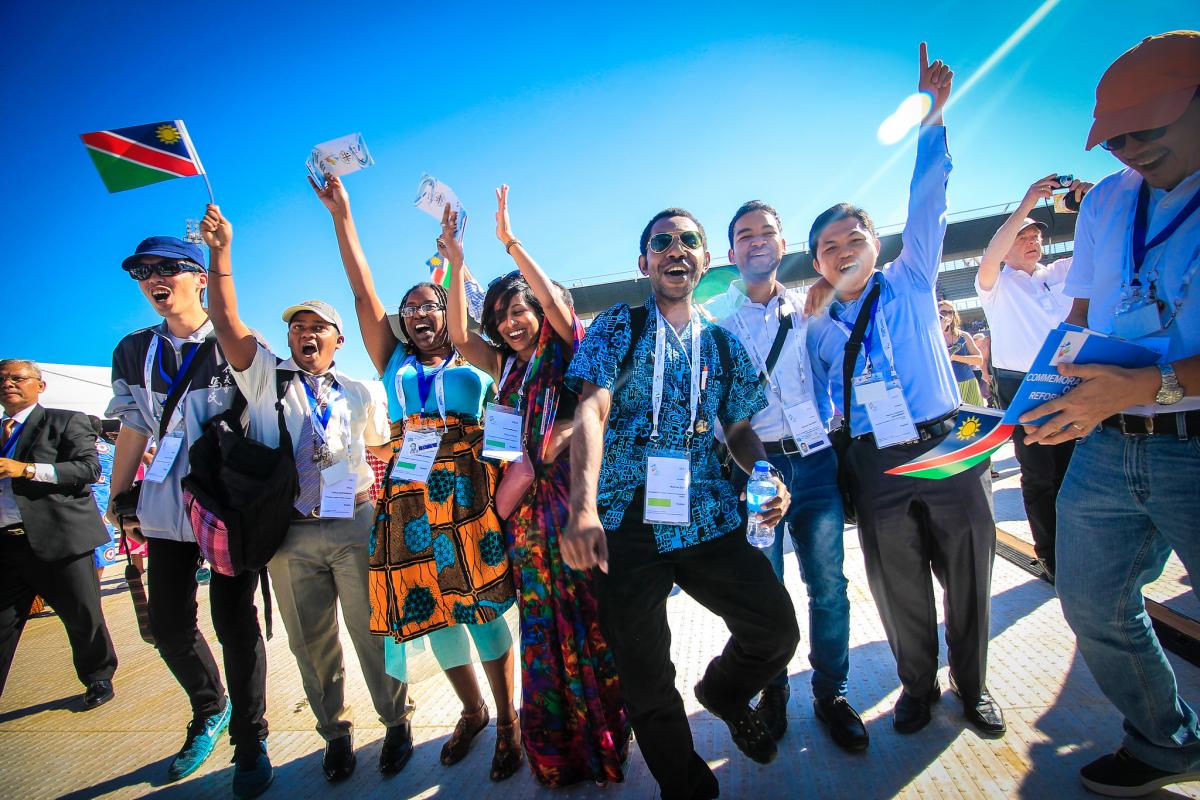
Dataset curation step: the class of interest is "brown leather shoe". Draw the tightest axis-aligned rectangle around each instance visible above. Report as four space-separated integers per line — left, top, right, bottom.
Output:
489 718 523 781
440 704 489 766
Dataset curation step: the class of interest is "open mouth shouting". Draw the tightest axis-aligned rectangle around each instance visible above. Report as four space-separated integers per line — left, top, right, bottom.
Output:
299 342 319 358
837 259 861 275
149 285 172 306
662 261 692 283
504 325 530 348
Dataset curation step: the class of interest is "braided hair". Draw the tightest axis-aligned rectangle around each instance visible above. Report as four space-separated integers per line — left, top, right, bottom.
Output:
397 281 452 356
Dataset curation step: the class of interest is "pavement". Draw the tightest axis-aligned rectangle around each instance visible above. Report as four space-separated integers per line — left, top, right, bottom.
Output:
2 443 1198 799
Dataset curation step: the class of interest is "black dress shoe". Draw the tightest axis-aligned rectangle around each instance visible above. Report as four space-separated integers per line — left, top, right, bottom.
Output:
378 724 413 776
893 685 940 734
754 685 789 741
695 679 777 764
814 696 869 752
82 680 114 710
962 692 1006 737
322 734 356 782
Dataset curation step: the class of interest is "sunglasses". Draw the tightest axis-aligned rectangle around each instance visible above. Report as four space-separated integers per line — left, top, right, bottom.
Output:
124 260 205 281
1100 126 1168 152
399 302 445 318
648 230 704 254
488 269 521 289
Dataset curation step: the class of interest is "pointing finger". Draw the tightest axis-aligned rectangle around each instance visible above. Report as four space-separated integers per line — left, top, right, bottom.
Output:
920 41 929 71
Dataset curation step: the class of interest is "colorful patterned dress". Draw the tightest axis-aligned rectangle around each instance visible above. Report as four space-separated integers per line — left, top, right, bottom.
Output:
497 314 630 787
369 348 516 675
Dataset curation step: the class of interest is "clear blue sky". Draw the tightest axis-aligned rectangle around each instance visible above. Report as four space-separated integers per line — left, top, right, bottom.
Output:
2 1 1192 380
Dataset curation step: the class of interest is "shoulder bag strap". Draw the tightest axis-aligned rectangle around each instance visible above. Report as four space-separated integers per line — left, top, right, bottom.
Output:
840 280 882 432
158 337 217 441
613 304 651 398
759 312 795 387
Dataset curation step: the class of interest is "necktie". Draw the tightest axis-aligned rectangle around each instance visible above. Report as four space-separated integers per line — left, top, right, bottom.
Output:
0 418 14 450
294 414 322 516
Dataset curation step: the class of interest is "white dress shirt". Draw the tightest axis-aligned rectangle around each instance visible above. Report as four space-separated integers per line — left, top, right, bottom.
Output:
0 404 59 529
976 257 1074 372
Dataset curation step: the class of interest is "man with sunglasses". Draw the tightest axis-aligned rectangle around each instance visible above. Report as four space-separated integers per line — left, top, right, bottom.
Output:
1017 31 1200 797
106 234 272 797
563 209 799 800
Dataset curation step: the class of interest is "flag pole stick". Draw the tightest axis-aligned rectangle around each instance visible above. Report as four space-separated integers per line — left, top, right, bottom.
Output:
200 172 215 205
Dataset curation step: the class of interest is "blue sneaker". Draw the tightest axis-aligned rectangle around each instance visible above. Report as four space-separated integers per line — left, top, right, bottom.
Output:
167 702 231 781
232 739 274 799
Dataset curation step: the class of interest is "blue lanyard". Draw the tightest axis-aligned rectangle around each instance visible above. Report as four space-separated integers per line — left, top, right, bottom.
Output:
1130 180 1200 286
830 276 883 374
302 377 334 429
0 421 24 458
157 342 201 397
415 359 450 413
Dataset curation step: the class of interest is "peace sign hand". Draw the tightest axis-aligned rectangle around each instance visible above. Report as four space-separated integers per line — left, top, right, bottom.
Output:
918 42 954 125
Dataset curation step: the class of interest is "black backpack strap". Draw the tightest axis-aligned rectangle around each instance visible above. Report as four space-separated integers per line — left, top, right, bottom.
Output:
840 279 882 432
275 369 294 450
708 322 735 409
613 304 651 398
259 570 273 640
758 312 795 388
157 337 217 441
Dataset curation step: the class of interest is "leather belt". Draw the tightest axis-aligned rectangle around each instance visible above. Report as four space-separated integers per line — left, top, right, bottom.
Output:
763 437 803 456
853 410 958 442
292 490 374 521
1101 410 1200 437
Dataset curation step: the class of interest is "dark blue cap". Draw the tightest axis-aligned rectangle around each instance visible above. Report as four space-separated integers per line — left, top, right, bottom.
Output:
121 236 206 271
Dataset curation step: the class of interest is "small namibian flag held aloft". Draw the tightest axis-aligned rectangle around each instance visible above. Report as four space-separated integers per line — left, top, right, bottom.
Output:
884 405 1014 480
80 121 205 193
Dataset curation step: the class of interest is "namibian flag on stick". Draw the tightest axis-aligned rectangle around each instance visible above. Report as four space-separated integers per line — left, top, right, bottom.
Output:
80 120 213 201
885 405 1014 480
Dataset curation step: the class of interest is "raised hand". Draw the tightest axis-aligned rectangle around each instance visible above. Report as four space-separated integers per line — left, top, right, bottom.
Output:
308 173 350 218
495 184 515 244
436 202 465 268
1022 173 1060 208
918 42 954 125
200 204 232 250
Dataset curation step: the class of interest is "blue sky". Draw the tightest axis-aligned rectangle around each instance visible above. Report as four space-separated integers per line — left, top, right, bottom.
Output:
1 1 1192 380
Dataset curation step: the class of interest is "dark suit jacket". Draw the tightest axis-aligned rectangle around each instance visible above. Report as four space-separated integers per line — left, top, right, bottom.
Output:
9 405 109 561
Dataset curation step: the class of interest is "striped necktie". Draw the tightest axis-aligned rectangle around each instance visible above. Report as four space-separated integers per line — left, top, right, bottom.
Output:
294 413 322 516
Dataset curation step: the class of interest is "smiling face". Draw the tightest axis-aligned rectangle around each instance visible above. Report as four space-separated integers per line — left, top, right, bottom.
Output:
811 215 880 299
729 209 786 283
1004 224 1044 270
0 362 44 415
1111 94 1200 191
400 285 450 355
639 216 711 303
286 311 343 374
136 256 208 318
491 289 542 356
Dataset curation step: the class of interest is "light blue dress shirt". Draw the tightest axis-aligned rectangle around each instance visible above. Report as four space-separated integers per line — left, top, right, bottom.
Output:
808 125 960 438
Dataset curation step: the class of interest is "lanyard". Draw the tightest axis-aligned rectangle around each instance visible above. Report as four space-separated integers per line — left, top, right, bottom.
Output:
1130 180 1200 287
651 306 702 441
497 354 537 412
395 354 451 426
830 279 887 377
144 336 200 433
301 373 339 444
0 420 24 458
731 296 810 398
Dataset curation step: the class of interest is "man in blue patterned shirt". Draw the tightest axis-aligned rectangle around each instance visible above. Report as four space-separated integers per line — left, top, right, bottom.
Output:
563 208 800 800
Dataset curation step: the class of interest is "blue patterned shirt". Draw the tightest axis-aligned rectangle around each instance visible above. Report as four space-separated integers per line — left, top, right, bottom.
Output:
566 295 767 552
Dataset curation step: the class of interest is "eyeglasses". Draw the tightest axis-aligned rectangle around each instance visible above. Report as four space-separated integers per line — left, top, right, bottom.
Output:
648 230 704 254
1100 126 1168 152
0 375 37 386
124 260 205 281
399 302 445 318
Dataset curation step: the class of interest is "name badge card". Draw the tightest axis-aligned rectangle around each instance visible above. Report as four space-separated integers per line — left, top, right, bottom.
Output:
319 459 356 519
144 432 184 483
390 429 442 484
644 450 691 526
782 400 831 456
854 374 919 449
482 403 524 462
1113 301 1164 341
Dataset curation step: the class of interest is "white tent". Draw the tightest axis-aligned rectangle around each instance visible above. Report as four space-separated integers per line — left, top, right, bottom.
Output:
35 363 113 418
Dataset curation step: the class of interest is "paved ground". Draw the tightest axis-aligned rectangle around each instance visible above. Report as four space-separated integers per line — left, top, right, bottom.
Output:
2 442 1198 799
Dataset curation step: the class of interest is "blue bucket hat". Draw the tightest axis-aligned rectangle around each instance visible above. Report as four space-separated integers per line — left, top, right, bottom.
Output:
121 236 207 271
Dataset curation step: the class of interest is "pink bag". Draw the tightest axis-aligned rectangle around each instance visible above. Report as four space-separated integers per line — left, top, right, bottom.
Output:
495 451 534 519
183 488 237 577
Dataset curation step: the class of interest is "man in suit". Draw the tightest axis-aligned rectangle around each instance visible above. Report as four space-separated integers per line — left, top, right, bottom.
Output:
0 358 117 709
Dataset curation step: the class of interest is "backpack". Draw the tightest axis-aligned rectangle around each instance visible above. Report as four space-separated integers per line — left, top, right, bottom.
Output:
181 370 297 577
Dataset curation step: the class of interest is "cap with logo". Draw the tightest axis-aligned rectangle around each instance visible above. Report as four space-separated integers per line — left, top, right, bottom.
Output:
121 236 207 271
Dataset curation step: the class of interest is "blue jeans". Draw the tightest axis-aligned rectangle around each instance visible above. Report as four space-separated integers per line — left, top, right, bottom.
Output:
1056 426 1200 773
755 447 850 700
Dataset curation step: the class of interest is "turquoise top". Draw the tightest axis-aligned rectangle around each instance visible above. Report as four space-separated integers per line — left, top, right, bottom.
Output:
382 346 494 423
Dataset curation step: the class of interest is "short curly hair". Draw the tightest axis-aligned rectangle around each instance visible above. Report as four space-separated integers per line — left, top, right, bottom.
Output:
639 208 707 257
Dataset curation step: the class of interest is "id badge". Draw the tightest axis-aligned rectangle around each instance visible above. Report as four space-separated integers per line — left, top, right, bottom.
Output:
481 403 524 462
319 459 356 519
389 429 442 484
1113 301 1163 340
782 400 831 456
643 450 690 526
144 431 184 483
853 374 918 449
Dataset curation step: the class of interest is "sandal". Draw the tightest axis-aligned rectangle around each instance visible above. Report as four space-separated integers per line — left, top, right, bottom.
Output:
490 717 523 781
440 703 489 766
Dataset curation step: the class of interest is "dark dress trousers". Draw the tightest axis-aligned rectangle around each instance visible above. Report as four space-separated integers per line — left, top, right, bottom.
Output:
0 405 117 694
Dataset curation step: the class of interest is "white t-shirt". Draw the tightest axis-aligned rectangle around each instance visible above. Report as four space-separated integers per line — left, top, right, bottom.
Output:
976 257 1073 372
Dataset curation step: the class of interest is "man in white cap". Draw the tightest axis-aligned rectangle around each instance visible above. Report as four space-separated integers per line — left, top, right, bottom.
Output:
200 205 414 785
975 174 1091 583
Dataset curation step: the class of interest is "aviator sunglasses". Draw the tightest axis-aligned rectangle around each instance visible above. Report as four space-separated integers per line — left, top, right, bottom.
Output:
648 230 704 254
124 260 206 281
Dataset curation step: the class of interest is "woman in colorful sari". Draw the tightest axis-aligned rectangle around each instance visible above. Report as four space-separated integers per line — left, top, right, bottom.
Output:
311 175 521 782
440 186 629 788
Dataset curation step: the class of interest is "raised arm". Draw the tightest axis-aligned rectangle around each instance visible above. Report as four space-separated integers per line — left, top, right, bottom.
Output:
200 205 257 372
494 185 577 351
309 175 398 376
440 204 503 376
562 381 611 572
978 175 1059 291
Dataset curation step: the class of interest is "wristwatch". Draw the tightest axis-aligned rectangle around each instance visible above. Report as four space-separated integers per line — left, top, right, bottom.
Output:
21 463 35 479
1156 363 1185 405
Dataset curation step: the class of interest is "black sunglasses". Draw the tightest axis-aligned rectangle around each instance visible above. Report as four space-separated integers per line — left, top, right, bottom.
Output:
488 269 521 288
124 260 205 281
1100 126 1168 152
648 230 704 254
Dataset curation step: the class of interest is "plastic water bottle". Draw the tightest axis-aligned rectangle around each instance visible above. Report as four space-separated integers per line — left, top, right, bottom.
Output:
746 461 777 549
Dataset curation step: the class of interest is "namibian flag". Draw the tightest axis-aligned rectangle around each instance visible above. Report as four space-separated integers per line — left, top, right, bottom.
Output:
426 254 451 288
80 121 205 193
885 405 1014 480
